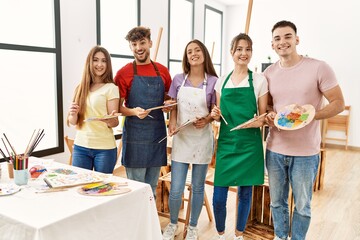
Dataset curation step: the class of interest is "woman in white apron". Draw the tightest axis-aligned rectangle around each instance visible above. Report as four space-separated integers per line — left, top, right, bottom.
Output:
211 33 268 240
162 40 218 240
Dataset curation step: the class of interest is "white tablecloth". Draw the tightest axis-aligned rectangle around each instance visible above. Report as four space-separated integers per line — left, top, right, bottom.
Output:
0 158 161 240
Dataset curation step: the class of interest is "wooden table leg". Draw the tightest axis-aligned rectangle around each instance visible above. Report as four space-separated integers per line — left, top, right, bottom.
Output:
318 149 326 191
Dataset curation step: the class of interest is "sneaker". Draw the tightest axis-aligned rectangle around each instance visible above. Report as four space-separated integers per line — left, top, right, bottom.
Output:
162 223 178 240
234 235 244 240
218 234 226 240
186 226 199 240
274 236 291 240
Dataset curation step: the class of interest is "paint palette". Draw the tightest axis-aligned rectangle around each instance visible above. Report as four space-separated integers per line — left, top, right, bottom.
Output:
274 104 315 130
230 113 267 131
84 115 119 122
0 184 21 196
77 182 131 196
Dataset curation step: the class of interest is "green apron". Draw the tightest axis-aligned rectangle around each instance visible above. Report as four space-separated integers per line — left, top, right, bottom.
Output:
214 70 264 186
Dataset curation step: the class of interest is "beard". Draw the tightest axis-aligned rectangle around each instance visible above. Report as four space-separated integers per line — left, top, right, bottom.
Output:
135 51 150 63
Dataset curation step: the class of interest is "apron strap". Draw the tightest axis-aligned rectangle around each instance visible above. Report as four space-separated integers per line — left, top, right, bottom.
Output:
248 70 254 88
221 69 254 91
221 71 233 91
183 73 208 90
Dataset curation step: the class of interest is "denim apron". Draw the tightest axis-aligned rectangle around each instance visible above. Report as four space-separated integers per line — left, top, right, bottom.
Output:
171 74 213 164
214 70 264 186
121 61 167 168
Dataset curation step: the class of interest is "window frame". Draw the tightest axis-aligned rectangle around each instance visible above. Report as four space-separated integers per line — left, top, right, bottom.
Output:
167 0 195 73
204 4 223 76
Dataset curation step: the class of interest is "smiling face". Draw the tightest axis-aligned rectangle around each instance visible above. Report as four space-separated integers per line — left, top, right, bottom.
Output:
129 37 152 64
271 26 299 58
92 51 107 78
186 42 204 67
231 39 252 66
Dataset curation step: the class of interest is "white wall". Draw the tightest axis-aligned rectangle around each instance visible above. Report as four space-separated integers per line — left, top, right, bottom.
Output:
50 0 97 163
48 0 359 163
222 0 360 148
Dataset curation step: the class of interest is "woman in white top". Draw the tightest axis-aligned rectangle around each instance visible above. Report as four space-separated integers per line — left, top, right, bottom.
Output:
67 46 119 173
211 33 268 240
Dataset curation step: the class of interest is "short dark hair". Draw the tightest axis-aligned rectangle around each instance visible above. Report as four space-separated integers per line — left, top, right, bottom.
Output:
272 20 297 34
125 26 151 42
230 33 253 54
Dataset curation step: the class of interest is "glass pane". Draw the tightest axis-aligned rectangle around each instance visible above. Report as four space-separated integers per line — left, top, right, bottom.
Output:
0 0 55 47
100 0 137 55
169 61 183 79
170 0 193 60
111 57 134 76
205 8 222 64
0 49 57 152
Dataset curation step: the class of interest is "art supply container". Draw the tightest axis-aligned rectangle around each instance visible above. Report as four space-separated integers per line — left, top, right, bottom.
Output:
8 162 14 178
14 169 29 186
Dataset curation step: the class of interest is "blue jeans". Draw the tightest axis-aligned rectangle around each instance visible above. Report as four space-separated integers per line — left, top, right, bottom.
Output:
126 166 161 198
266 150 319 240
213 185 252 233
169 161 208 227
72 144 117 174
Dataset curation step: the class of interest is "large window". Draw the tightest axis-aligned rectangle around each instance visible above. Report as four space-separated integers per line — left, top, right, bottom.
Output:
0 0 63 158
96 0 140 74
96 0 140 136
204 5 223 76
168 0 194 77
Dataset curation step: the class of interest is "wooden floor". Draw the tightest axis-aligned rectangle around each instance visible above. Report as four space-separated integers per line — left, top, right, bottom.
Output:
158 148 360 240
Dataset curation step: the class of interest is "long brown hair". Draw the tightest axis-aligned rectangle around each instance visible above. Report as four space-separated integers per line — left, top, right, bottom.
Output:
182 39 218 77
67 46 114 129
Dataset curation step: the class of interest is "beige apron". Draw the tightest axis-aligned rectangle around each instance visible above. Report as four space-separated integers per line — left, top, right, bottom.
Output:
172 75 213 164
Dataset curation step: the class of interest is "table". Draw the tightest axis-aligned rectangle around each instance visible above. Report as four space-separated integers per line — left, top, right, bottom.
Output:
0 158 161 240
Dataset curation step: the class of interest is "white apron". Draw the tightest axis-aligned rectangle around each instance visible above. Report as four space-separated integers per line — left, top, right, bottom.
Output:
172 75 213 164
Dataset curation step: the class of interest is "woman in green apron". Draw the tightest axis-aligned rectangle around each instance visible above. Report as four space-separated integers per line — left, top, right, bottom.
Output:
210 33 268 240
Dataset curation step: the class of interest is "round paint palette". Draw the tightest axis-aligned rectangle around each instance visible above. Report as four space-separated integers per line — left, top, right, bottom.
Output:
274 104 315 130
0 184 21 196
78 182 131 196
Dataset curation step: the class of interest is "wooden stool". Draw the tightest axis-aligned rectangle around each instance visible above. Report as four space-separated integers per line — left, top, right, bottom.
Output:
156 147 173 212
313 148 326 191
322 105 351 150
158 170 213 239
244 176 275 240
64 136 74 165
156 165 171 213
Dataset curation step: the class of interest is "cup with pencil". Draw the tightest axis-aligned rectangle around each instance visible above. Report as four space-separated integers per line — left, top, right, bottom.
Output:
0 129 45 185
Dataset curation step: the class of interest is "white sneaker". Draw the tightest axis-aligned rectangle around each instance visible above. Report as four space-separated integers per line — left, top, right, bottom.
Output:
186 226 199 240
274 236 291 240
218 234 226 240
162 223 178 240
234 235 244 240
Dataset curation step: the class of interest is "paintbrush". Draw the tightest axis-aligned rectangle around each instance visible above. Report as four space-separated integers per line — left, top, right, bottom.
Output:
0 148 10 162
1 138 11 158
2 133 17 156
36 188 68 194
214 104 228 125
